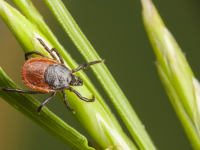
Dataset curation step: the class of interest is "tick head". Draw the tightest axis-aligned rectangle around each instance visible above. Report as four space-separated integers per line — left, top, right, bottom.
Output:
70 74 83 86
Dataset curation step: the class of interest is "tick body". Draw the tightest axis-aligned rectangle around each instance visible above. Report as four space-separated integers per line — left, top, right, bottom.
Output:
1 38 104 113
21 57 71 93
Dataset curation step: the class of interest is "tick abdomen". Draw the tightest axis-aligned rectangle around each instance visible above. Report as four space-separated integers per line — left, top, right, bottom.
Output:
45 64 72 90
21 57 59 92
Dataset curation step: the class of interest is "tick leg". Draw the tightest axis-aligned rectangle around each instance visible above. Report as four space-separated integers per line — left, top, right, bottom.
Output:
25 51 47 60
38 92 56 113
51 48 64 64
37 38 58 62
62 90 74 111
0 87 45 94
68 87 95 102
71 60 105 73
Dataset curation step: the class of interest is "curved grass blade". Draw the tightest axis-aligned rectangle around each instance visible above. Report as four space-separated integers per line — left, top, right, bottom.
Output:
0 67 94 150
0 0 136 149
42 0 156 149
141 0 200 148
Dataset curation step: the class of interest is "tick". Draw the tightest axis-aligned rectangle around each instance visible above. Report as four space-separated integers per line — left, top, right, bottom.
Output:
0 38 104 113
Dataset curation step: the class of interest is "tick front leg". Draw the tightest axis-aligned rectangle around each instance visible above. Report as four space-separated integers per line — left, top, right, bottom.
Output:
38 92 56 113
0 87 45 94
25 51 47 60
68 87 95 102
71 59 105 73
62 90 74 112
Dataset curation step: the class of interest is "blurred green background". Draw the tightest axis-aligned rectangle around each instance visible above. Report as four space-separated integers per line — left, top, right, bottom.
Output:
0 0 200 150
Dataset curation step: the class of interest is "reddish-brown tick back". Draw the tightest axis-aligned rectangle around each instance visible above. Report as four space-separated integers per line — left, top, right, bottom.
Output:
21 57 59 93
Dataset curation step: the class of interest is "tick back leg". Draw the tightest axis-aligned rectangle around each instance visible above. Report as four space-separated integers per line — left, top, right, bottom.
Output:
0 87 45 94
37 38 58 62
25 51 47 60
62 90 74 111
51 48 64 64
69 87 95 102
38 92 56 113
71 59 105 73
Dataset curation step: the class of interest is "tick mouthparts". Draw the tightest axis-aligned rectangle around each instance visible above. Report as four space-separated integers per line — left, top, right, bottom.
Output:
76 77 83 86
74 77 83 86
70 74 83 86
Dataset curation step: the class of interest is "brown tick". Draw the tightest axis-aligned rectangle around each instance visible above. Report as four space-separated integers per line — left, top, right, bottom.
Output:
0 38 104 113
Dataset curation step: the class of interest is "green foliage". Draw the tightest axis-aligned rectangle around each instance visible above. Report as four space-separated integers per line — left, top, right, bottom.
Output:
3 0 198 149
0 68 93 150
0 0 142 149
141 0 200 149
43 0 157 149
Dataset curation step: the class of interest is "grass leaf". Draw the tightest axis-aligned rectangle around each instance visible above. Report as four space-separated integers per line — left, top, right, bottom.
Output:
0 0 136 149
141 0 200 148
42 0 156 149
0 67 94 150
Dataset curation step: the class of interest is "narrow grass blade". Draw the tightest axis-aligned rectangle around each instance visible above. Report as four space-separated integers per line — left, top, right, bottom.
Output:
157 64 200 149
42 0 156 149
193 78 200 137
141 0 200 148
